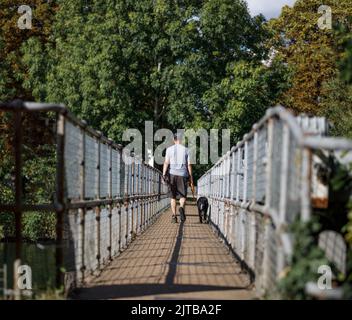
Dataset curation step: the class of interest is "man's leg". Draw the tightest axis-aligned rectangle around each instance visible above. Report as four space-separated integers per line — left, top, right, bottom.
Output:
169 175 178 223
179 197 186 209
179 197 186 222
171 198 177 216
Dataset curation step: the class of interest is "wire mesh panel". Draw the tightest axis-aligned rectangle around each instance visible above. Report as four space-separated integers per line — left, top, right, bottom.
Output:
247 139 254 201
296 116 328 136
238 149 245 201
264 222 278 292
253 213 266 292
195 106 352 298
0 102 171 295
235 209 243 258
270 119 283 211
286 138 302 224
318 231 347 275
218 201 225 234
65 122 83 199
111 206 120 257
256 127 267 204
85 135 99 199
63 211 80 275
84 209 98 273
100 208 110 265
243 210 252 264
127 203 132 242
223 204 230 239
121 205 128 248
100 143 110 198
111 149 120 197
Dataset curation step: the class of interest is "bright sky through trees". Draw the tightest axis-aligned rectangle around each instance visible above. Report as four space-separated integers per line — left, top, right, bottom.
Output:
246 0 296 19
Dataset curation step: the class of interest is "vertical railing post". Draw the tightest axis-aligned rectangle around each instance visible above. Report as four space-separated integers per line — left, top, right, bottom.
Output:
118 147 123 251
276 125 290 279
261 218 271 294
136 163 140 233
95 134 101 271
252 127 258 202
55 111 66 290
131 160 135 239
230 147 235 200
125 157 129 245
140 165 144 231
279 125 290 224
13 107 23 299
108 140 113 261
243 138 248 203
146 169 149 226
79 122 86 283
301 148 312 222
250 127 259 269
265 119 274 209
236 146 241 201
118 203 122 252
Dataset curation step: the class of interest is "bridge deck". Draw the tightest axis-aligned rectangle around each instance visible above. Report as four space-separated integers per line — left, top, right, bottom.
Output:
74 202 255 300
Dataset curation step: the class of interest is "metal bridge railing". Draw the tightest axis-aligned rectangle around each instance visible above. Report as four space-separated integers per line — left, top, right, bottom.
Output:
197 105 352 297
0 100 170 294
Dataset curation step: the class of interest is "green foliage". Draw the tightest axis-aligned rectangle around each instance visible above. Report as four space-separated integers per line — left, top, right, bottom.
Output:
343 250 352 299
278 218 331 300
0 36 14 101
336 17 352 84
0 126 56 241
22 212 56 242
269 0 352 114
318 18 352 138
0 0 57 101
319 78 352 138
0 213 15 240
279 156 352 299
336 160 352 299
202 58 291 141
22 0 271 141
2 0 289 241
345 206 352 247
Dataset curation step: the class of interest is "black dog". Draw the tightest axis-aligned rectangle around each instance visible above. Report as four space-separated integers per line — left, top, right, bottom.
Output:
197 197 209 224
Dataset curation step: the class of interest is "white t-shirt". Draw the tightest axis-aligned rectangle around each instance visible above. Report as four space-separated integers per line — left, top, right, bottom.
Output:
165 144 190 177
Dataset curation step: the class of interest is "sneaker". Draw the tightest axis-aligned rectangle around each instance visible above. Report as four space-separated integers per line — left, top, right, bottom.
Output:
179 207 186 222
172 215 178 223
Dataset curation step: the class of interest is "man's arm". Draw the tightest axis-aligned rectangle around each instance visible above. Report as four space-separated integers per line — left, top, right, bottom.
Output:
163 148 170 178
163 158 170 177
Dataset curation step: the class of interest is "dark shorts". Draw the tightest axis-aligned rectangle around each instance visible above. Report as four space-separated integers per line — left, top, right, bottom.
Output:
169 174 188 199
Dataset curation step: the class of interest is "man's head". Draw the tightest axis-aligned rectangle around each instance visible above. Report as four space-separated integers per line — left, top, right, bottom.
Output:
173 132 183 144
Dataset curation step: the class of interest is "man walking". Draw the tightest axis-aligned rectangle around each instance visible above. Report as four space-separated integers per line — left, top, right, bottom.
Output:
163 132 193 223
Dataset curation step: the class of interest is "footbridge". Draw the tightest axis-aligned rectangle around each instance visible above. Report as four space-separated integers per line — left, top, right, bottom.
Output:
1 101 352 299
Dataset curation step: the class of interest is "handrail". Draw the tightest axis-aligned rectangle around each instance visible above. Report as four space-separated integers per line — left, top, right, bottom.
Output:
205 105 352 175
0 100 170 295
197 105 352 297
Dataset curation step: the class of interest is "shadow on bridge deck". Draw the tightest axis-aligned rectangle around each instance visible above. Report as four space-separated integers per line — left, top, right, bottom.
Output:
73 203 255 300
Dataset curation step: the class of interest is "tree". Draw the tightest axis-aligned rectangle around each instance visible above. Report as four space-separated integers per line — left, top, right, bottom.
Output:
320 78 352 138
270 0 352 114
319 17 352 138
0 0 58 101
337 17 352 84
201 57 291 142
22 0 269 141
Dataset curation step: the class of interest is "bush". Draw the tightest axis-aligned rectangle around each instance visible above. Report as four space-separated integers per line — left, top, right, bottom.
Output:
278 218 331 300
